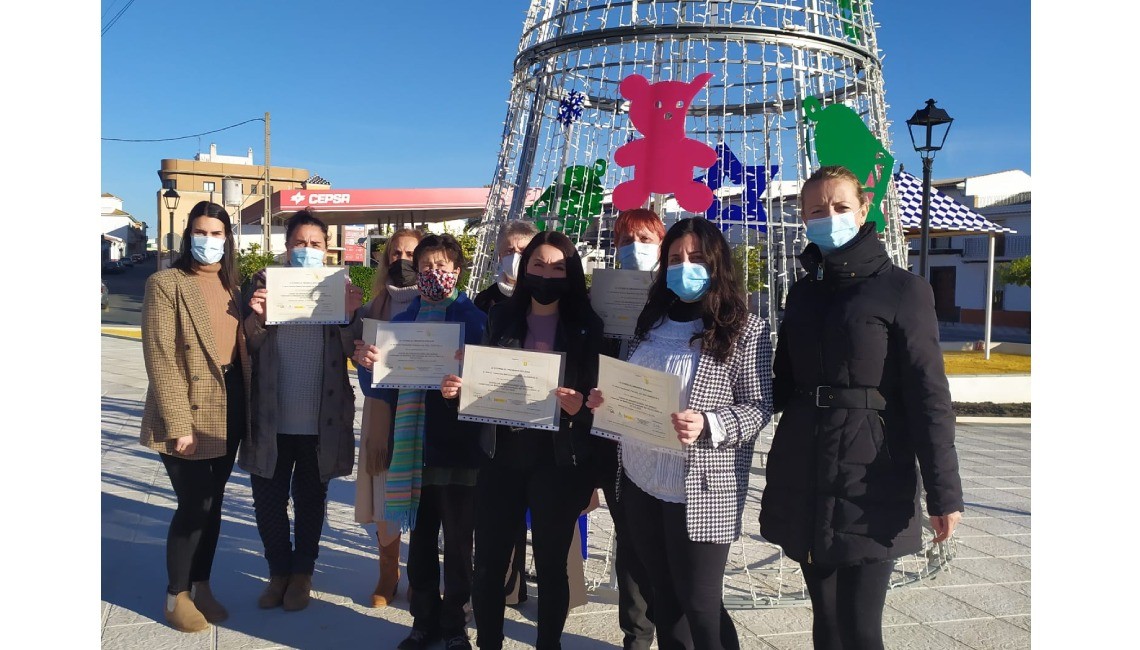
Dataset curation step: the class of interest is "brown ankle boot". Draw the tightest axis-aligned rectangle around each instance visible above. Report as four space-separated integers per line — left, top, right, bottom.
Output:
190 581 228 623
370 539 401 608
282 573 312 611
164 591 209 633
257 576 290 609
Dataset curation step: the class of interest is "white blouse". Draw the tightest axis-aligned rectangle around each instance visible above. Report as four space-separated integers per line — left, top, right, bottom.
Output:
622 317 726 503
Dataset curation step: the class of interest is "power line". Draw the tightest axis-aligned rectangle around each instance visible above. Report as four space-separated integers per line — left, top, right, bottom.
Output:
101 117 266 143
102 0 139 37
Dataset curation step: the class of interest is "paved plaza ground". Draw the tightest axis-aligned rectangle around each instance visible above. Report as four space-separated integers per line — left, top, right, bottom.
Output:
101 331 1031 649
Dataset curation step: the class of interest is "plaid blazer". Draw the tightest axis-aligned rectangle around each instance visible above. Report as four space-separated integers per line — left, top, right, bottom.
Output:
627 313 773 543
139 268 251 460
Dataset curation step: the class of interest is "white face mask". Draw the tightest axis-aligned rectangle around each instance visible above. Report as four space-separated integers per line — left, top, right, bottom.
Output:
499 252 522 282
190 235 226 265
617 242 659 271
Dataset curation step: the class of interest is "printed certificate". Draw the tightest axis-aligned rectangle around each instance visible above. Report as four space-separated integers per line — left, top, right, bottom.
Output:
589 269 653 339
591 355 685 455
457 344 565 431
363 319 464 389
265 267 349 325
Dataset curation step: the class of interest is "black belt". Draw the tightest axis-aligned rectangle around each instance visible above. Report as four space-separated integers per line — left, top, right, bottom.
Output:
795 386 886 410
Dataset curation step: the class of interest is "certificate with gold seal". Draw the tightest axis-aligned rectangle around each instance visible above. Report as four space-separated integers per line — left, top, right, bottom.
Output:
457 344 566 431
589 268 654 339
591 354 684 455
363 319 464 389
265 266 349 325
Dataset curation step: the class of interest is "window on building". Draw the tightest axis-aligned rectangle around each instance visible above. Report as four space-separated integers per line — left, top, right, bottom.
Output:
203 181 216 192
162 178 177 190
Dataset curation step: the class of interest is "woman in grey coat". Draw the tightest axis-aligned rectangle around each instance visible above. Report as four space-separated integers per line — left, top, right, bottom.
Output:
240 209 363 611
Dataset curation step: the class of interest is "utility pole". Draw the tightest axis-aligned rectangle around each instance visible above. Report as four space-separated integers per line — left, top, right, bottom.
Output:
263 111 271 253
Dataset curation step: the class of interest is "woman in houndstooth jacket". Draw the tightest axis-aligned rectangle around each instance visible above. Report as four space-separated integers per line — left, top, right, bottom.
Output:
587 217 773 650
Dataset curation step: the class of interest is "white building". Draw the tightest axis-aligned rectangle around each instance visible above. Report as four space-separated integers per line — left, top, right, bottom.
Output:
906 170 1031 329
101 193 148 259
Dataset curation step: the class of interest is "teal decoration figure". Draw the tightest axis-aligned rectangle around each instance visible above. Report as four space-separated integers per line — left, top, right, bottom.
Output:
524 158 608 236
803 95 894 232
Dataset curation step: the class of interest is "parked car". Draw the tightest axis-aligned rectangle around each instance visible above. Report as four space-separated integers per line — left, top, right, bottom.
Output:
121 256 134 267
130 253 143 264
101 282 110 310
101 260 124 274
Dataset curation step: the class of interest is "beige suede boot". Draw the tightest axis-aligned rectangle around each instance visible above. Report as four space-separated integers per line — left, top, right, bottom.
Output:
370 538 401 608
190 581 229 623
257 576 290 609
282 573 312 611
164 591 209 633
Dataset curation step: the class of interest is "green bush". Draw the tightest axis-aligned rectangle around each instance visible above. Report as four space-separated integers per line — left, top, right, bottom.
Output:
349 265 377 303
1000 255 1030 288
732 244 766 293
237 243 277 283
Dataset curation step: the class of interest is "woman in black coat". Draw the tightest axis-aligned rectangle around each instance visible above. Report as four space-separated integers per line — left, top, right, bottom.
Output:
441 230 603 650
759 166 964 650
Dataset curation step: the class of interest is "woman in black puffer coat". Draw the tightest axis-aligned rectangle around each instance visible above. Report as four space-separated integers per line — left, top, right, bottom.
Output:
759 166 964 650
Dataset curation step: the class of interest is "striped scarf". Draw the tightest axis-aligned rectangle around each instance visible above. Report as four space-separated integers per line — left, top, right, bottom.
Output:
384 291 457 531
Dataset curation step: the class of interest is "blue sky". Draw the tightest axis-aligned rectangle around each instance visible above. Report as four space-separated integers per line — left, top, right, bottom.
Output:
100 1 1029 234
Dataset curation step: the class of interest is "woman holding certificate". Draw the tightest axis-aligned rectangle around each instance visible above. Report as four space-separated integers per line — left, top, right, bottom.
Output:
586 217 773 650
354 233 487 650
140 201 249 633
354 227 423 608
759 166 962 650
241 209 363 612
440 230 604 650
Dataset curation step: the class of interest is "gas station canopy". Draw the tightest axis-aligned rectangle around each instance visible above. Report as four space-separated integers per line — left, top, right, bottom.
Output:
239 187 495 228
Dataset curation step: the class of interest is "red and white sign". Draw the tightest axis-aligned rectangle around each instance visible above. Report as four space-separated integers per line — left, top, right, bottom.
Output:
278 188 492 212
344 244 364 263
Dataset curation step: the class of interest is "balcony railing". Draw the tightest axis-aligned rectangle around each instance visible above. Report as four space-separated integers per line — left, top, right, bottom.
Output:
962 235 1030 260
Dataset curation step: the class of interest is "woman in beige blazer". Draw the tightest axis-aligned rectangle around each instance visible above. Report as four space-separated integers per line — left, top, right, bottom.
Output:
139 201 250 634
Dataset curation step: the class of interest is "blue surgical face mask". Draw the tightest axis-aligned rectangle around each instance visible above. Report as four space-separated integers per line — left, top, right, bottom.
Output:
290 246 325 268
804 213 860 254
617 242 659 271
190 235 226 265
666 262 710 303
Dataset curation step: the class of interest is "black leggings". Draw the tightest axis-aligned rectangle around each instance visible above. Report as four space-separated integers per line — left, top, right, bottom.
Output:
620 475 738 650
159 369 244 595
800 559 895 650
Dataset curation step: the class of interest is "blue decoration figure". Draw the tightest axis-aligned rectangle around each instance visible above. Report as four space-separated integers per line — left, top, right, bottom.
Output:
696 143 777 232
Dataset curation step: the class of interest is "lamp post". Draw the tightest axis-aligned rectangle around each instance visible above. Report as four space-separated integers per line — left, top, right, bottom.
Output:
163 188 180 269
905 99 954 280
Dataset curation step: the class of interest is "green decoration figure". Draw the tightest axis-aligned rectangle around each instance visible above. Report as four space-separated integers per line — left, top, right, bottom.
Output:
525 158 607 236
802 95 894 232
838 0 865 43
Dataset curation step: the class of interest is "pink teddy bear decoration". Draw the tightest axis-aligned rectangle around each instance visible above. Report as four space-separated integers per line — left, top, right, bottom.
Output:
612 72 718 213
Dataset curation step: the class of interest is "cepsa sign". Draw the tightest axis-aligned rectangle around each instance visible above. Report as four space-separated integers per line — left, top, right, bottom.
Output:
287 191 352 206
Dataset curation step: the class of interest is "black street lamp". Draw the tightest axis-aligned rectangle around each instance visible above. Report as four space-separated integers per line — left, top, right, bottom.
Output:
163 188 180 269
905 99 953 280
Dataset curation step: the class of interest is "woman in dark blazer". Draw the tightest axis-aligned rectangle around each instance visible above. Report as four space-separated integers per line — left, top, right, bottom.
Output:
441 230 604 650
139 201 250 633
759 165 963 650
587 217 773 650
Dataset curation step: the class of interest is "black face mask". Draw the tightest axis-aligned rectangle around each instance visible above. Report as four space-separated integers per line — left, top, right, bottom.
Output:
523 273 568 306
388 259 418 288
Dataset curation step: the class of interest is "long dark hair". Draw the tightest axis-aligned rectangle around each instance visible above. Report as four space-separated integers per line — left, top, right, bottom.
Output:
634 217 749 362
502 230 592 324
173 201 239 291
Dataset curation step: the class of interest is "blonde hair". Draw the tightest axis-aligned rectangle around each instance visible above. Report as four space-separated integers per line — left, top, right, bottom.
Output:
368 228 424 318
800 165 868 208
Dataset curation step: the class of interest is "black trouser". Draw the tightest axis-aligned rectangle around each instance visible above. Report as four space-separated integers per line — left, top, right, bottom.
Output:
407 482 476 637
250 434 329 576
472 458 594 650
620 475 739 650
800 559 894 650
160 368 244 595
598 448 655 649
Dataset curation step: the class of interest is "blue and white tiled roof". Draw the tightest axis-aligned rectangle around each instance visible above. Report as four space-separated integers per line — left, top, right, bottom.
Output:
894 170 1015 234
